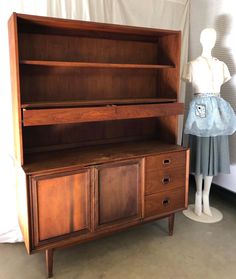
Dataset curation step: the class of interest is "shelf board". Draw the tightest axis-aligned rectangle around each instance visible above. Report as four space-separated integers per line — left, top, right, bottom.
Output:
23 140 186 174
20 60 175 69
22 102 184 126
21 98 177 109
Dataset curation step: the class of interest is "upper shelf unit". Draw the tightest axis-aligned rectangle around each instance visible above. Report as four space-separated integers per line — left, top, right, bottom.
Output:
17 13 180 66
10 13 182 165
15 13 181 124
16 13 181 105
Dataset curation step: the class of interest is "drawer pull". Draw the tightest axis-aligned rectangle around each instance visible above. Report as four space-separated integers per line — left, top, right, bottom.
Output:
162 198 170 207
163 159 171 166
162 176 171 184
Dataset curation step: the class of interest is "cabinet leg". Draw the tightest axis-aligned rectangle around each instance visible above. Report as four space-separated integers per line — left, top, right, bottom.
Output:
45 249 54 278
168 213 175 236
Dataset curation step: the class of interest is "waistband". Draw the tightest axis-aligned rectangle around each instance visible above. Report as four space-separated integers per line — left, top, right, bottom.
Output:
194 93 221 97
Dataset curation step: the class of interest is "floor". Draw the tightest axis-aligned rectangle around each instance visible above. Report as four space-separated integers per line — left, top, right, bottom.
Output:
1 180 236 279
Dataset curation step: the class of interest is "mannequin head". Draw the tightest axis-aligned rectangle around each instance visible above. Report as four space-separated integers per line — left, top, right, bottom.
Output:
200 28 217 51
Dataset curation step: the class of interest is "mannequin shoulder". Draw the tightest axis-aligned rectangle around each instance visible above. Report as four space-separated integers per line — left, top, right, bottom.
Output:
212 58 230 74
212 57 227 66
187 57 204 66
186 58 198 65
212 57 223 63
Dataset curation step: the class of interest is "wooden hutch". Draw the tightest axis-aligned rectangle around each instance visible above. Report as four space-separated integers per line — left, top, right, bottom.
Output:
8 13 189 277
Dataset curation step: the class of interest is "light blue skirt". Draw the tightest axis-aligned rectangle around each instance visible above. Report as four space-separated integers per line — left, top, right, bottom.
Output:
184 94 236 137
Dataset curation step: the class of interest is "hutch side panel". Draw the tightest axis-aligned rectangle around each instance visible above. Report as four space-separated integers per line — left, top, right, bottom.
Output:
157 34 181 99
8 14 24 164
16 165 31 253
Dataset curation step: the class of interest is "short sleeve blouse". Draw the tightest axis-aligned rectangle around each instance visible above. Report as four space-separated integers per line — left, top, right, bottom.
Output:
182 56 231 93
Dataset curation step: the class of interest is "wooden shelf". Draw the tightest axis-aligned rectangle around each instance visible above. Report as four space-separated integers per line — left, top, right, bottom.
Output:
21 98 177 109
23 140 186 174
20 60 175 69
22 102 184 126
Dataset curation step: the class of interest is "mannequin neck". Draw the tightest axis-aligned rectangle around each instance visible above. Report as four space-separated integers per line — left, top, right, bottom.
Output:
201 49 213 59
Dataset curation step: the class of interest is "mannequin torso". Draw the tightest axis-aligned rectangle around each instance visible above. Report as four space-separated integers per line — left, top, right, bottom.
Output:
184 56 231 93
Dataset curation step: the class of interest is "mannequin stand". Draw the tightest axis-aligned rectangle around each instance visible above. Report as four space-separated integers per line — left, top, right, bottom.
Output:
183 204 223 223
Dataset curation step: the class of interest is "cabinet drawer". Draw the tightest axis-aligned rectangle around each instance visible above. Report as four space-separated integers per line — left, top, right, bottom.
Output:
145 167 186 194
144 188 185 218
146 151 186 171
145 151 186 195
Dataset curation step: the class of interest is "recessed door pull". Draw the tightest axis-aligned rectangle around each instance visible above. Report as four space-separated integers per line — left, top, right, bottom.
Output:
162 176 171 184
162 198 170 206
163 159 171 165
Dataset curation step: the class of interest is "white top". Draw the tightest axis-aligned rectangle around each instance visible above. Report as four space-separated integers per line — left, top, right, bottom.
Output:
182 56 231 93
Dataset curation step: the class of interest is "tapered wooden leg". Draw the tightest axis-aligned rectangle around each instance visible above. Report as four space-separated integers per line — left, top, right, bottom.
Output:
45 249 54 278
168 213 175 236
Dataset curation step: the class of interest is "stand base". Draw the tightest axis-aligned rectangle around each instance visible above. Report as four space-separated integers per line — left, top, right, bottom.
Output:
183 204 223 223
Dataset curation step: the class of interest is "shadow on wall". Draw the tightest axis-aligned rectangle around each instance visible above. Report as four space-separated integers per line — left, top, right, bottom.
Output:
213 14 236 164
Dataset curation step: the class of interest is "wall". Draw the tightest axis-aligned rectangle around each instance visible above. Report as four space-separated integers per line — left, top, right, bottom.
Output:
189 0 236 192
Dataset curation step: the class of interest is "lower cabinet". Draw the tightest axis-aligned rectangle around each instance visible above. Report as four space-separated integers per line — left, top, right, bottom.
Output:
27 149 189 277
30 152 188 248
94 160 142 229
30 169 91 247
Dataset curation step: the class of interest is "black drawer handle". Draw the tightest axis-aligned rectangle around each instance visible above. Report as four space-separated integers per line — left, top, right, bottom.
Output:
162 176 171 185
162 198 170 207
163 159 171 166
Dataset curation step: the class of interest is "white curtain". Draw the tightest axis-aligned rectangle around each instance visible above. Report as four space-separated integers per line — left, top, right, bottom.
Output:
0 0 189 243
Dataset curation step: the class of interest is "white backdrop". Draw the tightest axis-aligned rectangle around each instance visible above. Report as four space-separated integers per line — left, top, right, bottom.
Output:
189 0 236 192
0 0 189 242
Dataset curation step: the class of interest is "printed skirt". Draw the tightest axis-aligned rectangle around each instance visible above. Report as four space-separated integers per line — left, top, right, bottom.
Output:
184 94 236 137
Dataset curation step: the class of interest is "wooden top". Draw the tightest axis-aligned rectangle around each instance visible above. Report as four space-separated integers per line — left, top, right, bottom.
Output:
15 12 180 35
14 13 180 41
23 140 186 174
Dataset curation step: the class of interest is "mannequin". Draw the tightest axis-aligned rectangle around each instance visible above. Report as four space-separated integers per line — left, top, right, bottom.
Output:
183 28 236 218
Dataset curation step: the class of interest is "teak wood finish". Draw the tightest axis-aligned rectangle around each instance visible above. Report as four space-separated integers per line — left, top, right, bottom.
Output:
31 169 91 246
9 13 189 278
22 103 184 126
